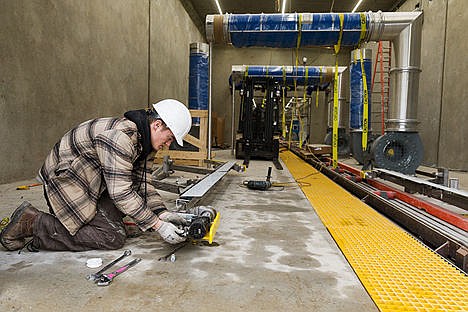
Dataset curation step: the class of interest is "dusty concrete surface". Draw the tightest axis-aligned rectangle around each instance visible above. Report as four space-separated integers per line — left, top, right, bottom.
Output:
0 151 378 312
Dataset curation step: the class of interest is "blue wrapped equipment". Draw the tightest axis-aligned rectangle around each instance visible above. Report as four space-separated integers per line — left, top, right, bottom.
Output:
349 49 372 130
228 13 367 48
188 43 209 125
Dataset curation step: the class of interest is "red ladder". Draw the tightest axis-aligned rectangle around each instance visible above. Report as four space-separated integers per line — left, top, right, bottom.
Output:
371 41 391 135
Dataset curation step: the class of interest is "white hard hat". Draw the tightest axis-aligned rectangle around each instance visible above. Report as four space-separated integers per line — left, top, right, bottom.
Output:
152 99 192 146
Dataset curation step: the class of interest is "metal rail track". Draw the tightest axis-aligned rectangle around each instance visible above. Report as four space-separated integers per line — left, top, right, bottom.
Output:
288 147 468 272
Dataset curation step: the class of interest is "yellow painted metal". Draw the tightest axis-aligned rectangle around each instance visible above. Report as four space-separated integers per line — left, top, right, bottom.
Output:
203 212 220 244
281 150 468 312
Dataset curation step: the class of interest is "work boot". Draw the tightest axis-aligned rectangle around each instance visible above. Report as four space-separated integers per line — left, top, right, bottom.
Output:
0 201 40 251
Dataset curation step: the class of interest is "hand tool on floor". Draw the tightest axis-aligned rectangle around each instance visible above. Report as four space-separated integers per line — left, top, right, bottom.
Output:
96 258 141 286
16 183 42 190
158 241 188 262
86 249 131 281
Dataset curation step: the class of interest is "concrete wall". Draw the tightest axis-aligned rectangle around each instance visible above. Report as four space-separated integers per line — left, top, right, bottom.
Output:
150 0 204 102
0 0 203 183
211 46 351 148
398 0 467 170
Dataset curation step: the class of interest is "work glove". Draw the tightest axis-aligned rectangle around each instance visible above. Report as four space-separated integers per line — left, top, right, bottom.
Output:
156 221 186 244
159 211 189 226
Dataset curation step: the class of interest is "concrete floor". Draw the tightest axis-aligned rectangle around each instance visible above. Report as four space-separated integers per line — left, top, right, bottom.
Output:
0 150 379 312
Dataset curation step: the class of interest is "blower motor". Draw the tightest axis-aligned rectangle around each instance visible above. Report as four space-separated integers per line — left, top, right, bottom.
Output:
183 206 217 240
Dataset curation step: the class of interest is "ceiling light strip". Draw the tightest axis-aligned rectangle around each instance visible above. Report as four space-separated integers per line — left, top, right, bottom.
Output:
352 0 364 13
214 0 223 15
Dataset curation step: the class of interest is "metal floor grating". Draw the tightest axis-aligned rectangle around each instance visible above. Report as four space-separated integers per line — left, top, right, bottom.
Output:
281 151 468 311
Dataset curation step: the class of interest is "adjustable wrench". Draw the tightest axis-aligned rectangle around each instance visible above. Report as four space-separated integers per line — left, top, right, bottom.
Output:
97 258 141 286
86 249 132 281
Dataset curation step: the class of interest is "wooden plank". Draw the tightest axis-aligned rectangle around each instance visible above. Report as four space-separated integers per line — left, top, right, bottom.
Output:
184 134 201 148
306 144 332 155
157 150 206 160
155 110 208 167
190 110 208 118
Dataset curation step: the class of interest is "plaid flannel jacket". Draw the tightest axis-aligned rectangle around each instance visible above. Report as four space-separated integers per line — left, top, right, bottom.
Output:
38 117 164 235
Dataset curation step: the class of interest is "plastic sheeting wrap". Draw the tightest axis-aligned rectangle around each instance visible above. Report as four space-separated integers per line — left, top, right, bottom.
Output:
188 46 209 125
228 13 367 48
350 52 372 130
243 66 326 85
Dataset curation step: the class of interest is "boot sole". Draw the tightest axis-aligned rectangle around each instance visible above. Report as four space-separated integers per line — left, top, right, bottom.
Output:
0 201 32 250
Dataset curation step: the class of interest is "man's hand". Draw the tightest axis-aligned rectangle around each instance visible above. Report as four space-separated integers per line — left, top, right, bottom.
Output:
155 221 186 244
159 211 189 226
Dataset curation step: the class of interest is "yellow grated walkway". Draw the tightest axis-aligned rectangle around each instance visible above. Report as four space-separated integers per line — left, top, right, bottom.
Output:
281 151 468 311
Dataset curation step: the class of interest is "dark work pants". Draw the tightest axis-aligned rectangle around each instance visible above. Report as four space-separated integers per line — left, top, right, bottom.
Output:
32 192 127 251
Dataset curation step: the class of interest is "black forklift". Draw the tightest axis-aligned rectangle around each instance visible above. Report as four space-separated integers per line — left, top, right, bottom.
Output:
235 77 283 170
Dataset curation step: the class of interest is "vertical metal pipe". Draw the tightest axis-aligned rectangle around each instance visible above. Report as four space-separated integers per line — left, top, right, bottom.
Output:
231 77 236 155
367 11 423 132
208 43 212 159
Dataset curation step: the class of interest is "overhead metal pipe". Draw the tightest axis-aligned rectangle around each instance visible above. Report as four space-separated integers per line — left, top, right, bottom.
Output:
367 12 423 132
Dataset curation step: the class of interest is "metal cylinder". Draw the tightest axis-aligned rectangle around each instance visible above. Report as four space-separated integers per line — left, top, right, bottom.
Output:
327 71 347 129
189 42 209 125
449 178 459 190
349 48 372 130
367 11 423 132
207 13 367 48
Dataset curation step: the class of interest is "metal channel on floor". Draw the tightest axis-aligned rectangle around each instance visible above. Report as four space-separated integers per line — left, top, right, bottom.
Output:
280 151 468 312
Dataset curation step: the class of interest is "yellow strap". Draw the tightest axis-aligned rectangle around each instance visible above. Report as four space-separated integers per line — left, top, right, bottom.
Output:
315 66 322 108
359 49 369 151
332 59 339 169
294 14 303 80
244 65 249 79
332 13 344 169
334 14 344 55
282 66 287 138
359 13 367 45
296 13 303 50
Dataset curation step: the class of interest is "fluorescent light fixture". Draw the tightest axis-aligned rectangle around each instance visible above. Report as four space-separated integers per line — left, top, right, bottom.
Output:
281 0 287 14
351 0 364 13
214 0 223 14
